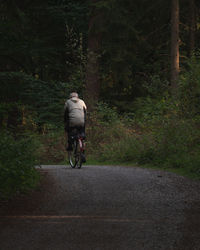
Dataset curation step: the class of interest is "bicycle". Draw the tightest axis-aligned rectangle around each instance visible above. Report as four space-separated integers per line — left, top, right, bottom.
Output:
68 131 85 169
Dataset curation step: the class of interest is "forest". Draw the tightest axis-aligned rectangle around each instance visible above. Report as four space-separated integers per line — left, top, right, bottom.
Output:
1 0 200 199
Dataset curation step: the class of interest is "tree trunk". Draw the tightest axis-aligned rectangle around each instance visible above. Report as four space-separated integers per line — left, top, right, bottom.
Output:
85 1 101 111
170 0 179 93
189 0 196 56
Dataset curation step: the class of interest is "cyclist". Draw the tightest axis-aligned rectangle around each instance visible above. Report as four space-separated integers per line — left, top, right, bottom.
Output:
64 92 87 161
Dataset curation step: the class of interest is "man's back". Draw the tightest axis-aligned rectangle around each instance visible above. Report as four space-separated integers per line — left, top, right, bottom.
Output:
65 98 86 127
64 92 87 128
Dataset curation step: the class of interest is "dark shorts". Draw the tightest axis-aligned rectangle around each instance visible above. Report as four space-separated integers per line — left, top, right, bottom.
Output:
68 126 85 144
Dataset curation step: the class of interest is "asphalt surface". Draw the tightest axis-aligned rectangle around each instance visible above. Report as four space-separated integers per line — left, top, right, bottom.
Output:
0 165 200 250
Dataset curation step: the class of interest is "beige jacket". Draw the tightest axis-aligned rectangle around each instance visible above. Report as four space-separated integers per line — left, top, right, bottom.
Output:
64 97 87 127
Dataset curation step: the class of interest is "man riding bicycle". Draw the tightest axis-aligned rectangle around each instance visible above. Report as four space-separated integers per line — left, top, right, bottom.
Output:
64 92 87 161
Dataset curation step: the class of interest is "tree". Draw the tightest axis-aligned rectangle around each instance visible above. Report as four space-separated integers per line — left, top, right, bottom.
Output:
95 0 171 107
85 0 102 110
0 0 88 130
189 0 196 56
170 0 179 93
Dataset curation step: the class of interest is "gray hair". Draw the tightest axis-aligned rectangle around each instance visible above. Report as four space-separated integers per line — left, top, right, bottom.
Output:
70 92 78 98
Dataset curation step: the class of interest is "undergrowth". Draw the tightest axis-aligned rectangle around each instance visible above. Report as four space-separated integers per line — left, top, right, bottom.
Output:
0 132 40 199
86 102 200 178
38 100 200 179
36 59 200 179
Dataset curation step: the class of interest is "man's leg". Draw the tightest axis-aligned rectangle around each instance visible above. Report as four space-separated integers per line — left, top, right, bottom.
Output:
79 126 86 139
67 128 73 151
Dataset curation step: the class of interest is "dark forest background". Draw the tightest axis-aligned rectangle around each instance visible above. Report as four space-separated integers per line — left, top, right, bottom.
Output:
1 0 200 198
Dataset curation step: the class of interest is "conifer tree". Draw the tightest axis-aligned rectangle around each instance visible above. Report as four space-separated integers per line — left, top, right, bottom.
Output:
170 0 179 93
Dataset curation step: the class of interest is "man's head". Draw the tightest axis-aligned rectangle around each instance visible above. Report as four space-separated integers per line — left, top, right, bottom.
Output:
69 92 78 99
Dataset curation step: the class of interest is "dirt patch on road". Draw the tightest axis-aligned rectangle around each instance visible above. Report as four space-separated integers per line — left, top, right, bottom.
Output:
0 170 55 216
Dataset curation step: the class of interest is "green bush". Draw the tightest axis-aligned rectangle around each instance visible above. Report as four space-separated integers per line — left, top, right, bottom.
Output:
179 56 200 117
87 102 200 177
153 118 200 171
0 132 40 199
86 102 125 157
94 133 156 165
95 102 119 124
133 96 178 126
39 127 66 164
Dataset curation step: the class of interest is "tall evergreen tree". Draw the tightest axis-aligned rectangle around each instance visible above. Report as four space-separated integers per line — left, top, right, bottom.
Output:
170 0 179 93
189 0 196 56
85 0 102 110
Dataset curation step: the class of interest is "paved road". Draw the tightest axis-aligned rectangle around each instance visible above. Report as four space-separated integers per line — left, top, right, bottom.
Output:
0 165 200 250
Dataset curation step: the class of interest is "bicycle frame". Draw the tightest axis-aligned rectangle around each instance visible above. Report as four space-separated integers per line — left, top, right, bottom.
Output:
78 136 85 153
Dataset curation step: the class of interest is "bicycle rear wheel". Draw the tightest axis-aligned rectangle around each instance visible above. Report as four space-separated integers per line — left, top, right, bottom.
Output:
77 139 82 169
68 140 78 168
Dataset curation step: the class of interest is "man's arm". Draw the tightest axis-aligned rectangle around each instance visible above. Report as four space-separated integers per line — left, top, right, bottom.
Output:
83 107 86 125
64 106 69 132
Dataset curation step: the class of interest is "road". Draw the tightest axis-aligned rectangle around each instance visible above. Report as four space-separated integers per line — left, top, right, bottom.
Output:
0 165 200 250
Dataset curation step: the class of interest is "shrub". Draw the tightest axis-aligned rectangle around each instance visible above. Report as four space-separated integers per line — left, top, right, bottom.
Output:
87 102 200 177
179 56 200 118
0 132 40 199
132 96 178 127
86 102 126 157
39 126 66 163
154 118 200 172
